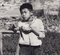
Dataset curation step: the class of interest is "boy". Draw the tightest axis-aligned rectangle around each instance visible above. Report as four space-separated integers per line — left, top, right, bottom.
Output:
15 3 45 55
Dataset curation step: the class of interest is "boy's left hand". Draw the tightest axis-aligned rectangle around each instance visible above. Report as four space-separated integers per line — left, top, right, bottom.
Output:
21 23 32 31
21 26 31 31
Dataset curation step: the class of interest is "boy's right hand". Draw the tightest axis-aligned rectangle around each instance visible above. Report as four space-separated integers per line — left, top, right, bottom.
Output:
21 26 32 32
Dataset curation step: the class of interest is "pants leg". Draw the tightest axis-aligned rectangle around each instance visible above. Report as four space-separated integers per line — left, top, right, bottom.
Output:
33 46 41 55
19 45 42 55
19 45 32 55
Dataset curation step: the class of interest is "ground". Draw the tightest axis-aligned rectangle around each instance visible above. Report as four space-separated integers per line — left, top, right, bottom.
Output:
1 31 60 55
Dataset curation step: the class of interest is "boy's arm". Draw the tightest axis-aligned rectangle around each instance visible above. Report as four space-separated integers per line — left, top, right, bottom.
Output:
13 21 22 32
30 19 45 38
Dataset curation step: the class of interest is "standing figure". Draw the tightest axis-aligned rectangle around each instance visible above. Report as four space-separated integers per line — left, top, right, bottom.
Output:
15 3 45 55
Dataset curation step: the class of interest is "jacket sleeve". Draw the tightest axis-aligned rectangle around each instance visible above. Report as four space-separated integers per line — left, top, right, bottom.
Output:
31 19 45 38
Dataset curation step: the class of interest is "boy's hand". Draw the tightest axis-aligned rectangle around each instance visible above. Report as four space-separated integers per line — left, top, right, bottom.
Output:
14 27 19 31
29 24 39 36
21 26 32 31
20 23 32 32
13 27 20 33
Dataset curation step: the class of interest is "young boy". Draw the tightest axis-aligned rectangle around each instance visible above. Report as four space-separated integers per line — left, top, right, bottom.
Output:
15 3 45 55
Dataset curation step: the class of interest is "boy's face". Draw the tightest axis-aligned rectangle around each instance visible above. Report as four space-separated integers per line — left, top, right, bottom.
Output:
21 8 32 21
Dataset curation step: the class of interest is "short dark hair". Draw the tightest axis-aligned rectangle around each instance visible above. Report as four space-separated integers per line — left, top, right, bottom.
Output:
20 3 33 13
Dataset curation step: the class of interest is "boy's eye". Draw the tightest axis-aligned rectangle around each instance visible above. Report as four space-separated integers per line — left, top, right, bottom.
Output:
21 11 26 14
24 11 26 13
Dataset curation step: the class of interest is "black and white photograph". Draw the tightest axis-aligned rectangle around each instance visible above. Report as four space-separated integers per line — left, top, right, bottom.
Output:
0 0 60 55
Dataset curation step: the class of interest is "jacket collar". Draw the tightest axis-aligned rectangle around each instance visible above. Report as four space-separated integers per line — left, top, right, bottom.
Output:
20 15 37 22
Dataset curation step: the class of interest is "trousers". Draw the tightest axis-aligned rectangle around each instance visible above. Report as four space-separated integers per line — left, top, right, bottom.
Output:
19 44 41 55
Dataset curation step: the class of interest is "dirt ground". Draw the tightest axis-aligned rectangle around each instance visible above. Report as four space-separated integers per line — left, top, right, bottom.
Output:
1 31 60 55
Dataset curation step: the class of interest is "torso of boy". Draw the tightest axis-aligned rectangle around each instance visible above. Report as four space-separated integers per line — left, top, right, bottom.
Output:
18 16 44 46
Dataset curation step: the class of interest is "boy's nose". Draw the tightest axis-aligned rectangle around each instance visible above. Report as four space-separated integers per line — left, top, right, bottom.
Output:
22 13 25 17
23 13 26 15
